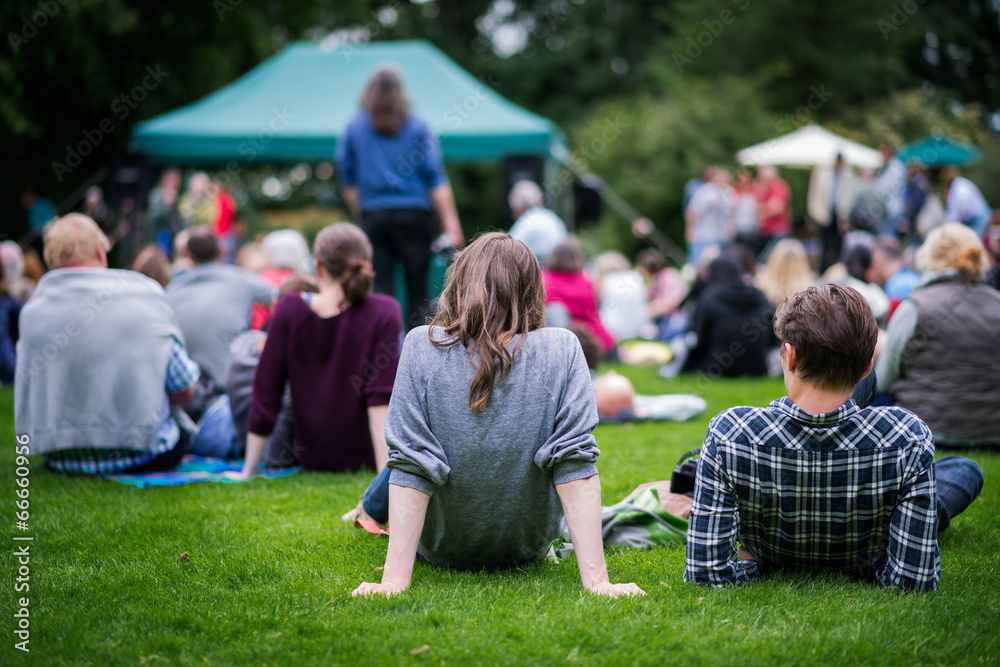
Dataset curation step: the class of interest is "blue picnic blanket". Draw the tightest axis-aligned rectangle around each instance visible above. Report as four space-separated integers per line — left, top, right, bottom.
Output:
104 455 302 488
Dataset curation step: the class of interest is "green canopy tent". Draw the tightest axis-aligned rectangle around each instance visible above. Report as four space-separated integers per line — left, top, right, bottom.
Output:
129 40 566 164
129 39 570 305
897 134 982 167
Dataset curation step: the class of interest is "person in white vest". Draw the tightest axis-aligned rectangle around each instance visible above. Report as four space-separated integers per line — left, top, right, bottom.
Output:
507 180 568 265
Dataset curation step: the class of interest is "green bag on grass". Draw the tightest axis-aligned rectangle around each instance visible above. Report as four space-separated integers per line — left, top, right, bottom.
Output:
557 487 688 558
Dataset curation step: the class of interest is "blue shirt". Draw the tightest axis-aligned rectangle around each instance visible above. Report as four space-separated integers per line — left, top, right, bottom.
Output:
336 112 447 212
884 266 920 301
684 397 940 592
28 197 57 231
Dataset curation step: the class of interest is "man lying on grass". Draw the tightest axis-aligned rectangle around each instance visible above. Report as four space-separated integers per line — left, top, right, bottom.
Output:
684 284 983 592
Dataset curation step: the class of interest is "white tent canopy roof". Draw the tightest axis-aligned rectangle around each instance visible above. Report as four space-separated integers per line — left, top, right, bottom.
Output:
737 124 884 169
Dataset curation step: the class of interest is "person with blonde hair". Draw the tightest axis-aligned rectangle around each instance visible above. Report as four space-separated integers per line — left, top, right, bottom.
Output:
230 223 403 476
754 238 816 307
15 214 200 474
337 65 464 329
876 223 1000 447
593 251 649 342
353 233 644 599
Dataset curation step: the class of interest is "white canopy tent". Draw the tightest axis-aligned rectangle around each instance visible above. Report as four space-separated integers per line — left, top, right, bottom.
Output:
737 124 884 169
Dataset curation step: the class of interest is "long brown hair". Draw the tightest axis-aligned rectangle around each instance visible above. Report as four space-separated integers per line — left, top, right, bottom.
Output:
430 233 547 411
313 223 374 307
360 66 410 135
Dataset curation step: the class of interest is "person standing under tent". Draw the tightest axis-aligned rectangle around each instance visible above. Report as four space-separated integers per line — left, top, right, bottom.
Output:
337 66 464 330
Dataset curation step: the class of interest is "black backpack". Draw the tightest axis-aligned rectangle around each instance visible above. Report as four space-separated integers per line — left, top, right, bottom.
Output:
669 448 701 497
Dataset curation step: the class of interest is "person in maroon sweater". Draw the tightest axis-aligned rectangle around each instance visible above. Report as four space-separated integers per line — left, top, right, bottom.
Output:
233 223 403 477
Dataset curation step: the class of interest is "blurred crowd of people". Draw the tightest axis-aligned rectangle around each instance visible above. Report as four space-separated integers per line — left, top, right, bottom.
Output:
6 140 1000 476
683 147 991 273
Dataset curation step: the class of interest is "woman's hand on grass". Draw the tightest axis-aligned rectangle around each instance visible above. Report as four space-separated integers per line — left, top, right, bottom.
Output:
557 476 645 599
352 581 406 597
588 580 646 599
235 432 268 479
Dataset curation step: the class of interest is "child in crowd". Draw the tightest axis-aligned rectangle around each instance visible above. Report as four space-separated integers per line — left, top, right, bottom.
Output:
225 272 319 470
593 251 649 342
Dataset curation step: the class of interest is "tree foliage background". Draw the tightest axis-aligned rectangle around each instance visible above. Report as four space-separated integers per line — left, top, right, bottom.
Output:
2 0 999 249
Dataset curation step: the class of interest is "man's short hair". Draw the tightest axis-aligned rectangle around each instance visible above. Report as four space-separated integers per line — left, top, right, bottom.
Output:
43 214 110 269
773 284 877 392
186 227 220 264
508 180 544 216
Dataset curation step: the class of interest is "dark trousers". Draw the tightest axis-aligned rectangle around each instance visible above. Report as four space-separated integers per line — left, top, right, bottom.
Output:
124 429 192 474
362 209 435 330
818 219 842 273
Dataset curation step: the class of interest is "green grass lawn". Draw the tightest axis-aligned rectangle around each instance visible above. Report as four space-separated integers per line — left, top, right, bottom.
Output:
1 369 997 666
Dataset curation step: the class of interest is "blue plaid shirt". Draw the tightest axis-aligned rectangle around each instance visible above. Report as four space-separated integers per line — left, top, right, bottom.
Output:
46 340 200 475
684 397 940 592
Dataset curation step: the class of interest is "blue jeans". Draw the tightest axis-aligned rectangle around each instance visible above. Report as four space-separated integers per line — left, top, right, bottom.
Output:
362 466 392 524
935 456 983 532
189 395 241 460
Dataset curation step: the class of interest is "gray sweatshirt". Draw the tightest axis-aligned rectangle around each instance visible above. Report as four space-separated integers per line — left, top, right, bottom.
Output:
15 269 185 454
166 263 275 383
387 325 600 570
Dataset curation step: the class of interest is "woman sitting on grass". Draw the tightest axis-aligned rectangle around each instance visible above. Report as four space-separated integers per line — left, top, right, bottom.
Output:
353 233 644 599
232 223 402 477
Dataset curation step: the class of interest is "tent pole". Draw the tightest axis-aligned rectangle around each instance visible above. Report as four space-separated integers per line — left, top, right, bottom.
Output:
558 159 688 267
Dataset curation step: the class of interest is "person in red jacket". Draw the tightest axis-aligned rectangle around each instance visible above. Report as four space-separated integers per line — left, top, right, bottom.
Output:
542 237 616 358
